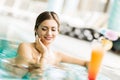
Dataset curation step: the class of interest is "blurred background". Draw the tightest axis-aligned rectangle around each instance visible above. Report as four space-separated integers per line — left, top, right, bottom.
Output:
0 0 120 80
0 0 120 40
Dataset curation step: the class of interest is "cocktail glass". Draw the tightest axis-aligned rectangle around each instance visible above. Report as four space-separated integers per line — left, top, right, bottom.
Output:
88 40 104 80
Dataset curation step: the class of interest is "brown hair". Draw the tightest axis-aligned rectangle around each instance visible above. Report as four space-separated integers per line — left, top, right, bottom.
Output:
34 11 60 36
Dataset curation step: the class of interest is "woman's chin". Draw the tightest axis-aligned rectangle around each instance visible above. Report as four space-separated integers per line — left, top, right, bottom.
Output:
44 40 53 45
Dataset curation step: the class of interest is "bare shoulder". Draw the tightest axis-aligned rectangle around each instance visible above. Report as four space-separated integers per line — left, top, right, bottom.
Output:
54 50 65 60
17 42 35 61
55 50 63 56
18 42 33 54
51 50 62 64
18 42 33 48
55 50 68 57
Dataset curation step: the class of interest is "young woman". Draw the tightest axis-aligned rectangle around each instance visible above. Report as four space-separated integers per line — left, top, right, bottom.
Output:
15 11 89 75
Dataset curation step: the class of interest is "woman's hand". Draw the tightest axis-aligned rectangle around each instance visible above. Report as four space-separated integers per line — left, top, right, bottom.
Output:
35 36 48 68
84 61 90 69
35 36 48 56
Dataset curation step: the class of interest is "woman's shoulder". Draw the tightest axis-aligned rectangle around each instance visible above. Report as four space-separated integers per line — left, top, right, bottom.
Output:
16 42 36 67
17 42 35 55
17 42 36 62
54 50 64 59
18 42 35 49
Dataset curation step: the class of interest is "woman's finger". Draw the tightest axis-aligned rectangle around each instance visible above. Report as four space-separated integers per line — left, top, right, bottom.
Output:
35 36 47 54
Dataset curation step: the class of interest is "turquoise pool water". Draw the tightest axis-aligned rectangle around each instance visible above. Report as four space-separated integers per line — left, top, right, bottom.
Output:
0 39 111 80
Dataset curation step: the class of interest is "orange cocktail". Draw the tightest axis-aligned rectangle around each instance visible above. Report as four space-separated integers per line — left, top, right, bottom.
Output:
88 45 104 80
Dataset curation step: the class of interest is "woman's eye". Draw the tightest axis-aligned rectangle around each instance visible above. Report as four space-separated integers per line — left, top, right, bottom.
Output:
52 28 57 31
42 28 47 31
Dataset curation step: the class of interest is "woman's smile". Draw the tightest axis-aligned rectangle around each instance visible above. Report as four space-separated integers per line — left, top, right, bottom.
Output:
44 36 53 41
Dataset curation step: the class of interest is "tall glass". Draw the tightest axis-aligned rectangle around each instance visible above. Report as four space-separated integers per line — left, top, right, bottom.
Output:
88 40 104 80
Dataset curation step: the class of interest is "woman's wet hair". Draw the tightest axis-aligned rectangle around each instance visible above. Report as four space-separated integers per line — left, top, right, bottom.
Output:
34 11 60 36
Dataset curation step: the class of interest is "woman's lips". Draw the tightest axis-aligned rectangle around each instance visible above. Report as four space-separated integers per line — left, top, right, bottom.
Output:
44 36 52 40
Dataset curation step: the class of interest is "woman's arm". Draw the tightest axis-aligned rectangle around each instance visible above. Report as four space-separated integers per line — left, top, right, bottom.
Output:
57 52 89 68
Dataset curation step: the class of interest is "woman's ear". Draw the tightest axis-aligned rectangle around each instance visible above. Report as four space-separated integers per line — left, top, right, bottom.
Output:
35 31 41 38
35 30 38 35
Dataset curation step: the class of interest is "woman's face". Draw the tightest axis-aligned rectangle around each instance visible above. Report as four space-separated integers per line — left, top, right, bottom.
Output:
36 19 59 45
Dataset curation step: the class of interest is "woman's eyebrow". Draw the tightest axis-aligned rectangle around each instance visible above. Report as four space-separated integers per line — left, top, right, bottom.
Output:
51 26 58 28
41 26 48 28
41 25 57 29
51 26 56 28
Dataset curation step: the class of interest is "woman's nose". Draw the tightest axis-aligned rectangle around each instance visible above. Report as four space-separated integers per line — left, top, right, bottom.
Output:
46 30 52 36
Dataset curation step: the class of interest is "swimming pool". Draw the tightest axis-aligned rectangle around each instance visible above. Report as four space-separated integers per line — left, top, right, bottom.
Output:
0 39 111 80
